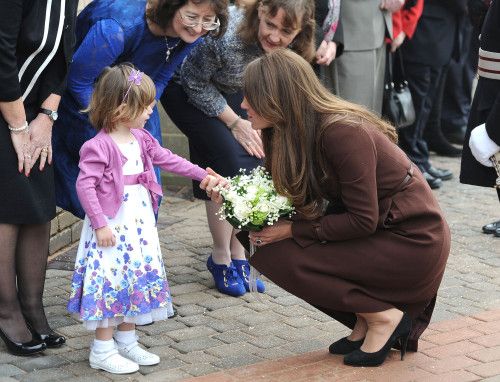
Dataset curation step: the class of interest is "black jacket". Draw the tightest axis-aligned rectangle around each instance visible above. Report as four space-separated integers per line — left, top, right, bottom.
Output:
0 0 78 104
402 0 467 66
460 0 500 187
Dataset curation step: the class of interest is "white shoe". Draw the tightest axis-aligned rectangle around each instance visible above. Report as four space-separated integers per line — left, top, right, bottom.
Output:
89 348 140 374
117 341 160 366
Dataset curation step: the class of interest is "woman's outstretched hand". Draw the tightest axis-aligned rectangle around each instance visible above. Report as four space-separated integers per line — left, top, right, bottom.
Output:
249 219 293 247
200 167 227 204
231 118 265 159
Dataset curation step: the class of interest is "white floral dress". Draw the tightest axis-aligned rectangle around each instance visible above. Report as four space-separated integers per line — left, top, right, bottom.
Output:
67 140 174 330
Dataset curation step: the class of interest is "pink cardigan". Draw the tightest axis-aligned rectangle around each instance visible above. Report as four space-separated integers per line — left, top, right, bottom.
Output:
76 128 208 229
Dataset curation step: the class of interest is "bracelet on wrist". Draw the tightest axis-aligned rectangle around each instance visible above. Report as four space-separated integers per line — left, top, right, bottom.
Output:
8 121 29 133
227 116 241 130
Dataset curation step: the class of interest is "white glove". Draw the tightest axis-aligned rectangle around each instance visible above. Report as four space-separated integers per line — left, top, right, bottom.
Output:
469 123 500 167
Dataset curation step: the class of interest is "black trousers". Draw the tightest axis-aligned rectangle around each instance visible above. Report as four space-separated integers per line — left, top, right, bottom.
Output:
398 62 446 171
441 21 476 131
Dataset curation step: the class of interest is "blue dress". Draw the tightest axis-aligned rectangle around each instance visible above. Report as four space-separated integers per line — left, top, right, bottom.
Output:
52 0 200 218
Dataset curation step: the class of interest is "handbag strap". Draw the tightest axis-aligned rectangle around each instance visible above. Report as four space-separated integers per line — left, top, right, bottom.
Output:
396 48 407 80
386 46 394 88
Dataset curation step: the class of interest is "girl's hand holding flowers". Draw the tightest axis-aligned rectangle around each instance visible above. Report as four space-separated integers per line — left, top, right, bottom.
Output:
200 168 227 203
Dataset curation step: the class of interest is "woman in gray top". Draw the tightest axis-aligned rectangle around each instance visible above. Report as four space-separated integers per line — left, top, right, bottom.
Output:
161 0 315 297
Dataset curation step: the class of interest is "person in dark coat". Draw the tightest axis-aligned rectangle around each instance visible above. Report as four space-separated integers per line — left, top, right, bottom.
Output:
460 0 500 237
0 0 78 355
204 49 451 367
399 0 467 189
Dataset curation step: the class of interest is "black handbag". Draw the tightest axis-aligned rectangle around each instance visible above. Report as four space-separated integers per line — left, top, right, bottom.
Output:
382 48 415 129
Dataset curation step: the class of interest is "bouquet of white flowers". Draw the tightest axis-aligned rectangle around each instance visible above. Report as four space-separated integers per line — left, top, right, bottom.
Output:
217 166 295 231
216 166 294 293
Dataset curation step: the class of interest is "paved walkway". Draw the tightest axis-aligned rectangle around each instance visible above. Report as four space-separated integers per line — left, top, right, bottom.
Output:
186 308 500 382
0 155 498 382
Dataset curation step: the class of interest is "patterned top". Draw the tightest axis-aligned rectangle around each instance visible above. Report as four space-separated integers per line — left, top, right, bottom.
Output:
322 0 340 42
179 6 263 117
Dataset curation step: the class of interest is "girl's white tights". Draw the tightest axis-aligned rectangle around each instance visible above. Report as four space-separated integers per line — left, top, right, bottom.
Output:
92 338 115 353
114 329 136 346
92 328 137 355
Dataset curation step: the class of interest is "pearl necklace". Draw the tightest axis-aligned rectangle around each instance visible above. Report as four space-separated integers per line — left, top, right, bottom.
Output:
165 37 180 62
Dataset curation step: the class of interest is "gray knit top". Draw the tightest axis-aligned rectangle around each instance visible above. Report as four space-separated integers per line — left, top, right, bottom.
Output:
179 6 263 117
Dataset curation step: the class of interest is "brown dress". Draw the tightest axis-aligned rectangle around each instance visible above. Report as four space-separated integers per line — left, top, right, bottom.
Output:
249 122 450 351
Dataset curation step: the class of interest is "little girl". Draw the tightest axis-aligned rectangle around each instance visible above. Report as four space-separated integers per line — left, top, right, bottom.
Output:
67 64 219 374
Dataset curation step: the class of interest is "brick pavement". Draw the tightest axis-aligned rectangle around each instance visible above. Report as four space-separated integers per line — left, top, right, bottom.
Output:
0 155 498 381
185 309 500 382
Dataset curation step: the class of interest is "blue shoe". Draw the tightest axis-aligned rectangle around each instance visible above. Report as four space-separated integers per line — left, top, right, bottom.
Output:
232 259 265 293
206 256 246 297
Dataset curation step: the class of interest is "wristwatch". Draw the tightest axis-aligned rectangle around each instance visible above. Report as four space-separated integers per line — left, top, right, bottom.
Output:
39 108 59 122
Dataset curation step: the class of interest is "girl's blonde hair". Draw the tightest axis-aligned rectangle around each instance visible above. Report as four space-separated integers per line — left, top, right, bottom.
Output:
243 49 398 219
238 0 316 62
84 63 156 132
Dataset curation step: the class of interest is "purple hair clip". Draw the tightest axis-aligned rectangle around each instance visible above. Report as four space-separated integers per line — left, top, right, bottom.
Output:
122 69 144 103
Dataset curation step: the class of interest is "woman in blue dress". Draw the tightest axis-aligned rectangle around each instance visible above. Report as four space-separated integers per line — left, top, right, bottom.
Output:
52 0 228 218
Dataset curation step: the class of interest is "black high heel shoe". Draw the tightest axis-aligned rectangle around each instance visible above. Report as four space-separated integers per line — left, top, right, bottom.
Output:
0 327 46 356
24 318 66 348
329 337 365 355
343 312 412 367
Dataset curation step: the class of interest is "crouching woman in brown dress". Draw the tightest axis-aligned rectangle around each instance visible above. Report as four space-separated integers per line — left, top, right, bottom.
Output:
204 49 450 367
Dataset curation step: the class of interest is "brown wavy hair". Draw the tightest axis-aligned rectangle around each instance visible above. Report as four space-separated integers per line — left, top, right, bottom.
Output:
238 0 315 62
84 64 156 133
146 0 229 38
243 49 398 219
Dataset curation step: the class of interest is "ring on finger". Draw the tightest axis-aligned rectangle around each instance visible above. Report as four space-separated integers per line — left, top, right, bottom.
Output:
255 238 263 245
24 154 32 159
41 147 48 153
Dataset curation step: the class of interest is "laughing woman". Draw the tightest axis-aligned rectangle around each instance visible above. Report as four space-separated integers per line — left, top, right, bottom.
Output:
161 0 315 297
52 0 228 219
206 49 450 367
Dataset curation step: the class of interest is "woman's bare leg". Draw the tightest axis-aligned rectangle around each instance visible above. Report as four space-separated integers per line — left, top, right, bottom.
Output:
357 308 404 352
